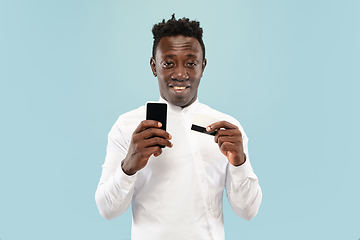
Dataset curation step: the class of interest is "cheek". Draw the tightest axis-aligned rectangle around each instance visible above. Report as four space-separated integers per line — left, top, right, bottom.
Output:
191 70 203 85
157 77 169 91
193 67 203 77
157 68 170 79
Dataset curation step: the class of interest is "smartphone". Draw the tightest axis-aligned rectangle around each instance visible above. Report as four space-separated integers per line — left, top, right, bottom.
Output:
146 102 167 131
146 102 167 148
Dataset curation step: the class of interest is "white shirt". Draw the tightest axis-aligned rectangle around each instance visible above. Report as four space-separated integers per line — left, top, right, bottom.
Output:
95 98 262 240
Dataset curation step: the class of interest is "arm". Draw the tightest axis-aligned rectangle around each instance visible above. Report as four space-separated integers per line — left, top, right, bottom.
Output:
95 119 172 220
207 121 262 220
95 168 137 220
224 142 262 220
95 120 136 220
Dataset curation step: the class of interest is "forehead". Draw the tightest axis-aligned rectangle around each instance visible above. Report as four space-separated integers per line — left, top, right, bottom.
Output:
156 35 202 59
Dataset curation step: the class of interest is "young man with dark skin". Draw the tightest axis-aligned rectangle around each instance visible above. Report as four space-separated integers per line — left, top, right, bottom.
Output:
96 15 262 240
123 35 245 175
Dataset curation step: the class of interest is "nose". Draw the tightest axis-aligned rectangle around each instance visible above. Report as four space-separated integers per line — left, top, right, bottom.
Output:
171 65 189 81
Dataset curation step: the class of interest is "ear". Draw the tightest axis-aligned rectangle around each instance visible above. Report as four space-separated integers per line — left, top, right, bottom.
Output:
201 58 207 76
150 57 157 77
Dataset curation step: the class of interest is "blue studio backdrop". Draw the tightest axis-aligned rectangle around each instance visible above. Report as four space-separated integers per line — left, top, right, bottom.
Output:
0 0 359 240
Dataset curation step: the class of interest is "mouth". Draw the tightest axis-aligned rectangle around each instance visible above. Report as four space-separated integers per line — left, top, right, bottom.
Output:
169 85 190 93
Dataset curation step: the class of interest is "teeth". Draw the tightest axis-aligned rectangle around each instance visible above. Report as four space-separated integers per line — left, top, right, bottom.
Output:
173 86 186 90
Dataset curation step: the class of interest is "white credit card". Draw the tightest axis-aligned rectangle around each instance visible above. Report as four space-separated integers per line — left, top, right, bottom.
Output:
191 113 220 136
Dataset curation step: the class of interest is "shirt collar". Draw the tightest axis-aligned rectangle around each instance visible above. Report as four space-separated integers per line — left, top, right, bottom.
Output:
158 96 200 114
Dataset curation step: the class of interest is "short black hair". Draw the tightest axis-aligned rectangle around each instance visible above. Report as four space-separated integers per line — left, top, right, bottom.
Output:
152 14 205 60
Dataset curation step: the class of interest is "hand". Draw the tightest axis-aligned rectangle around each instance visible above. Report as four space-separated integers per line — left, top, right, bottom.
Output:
122 120 173 175
207 121 246 166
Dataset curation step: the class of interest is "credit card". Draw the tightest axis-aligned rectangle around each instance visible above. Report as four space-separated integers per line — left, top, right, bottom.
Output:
191 113 220 136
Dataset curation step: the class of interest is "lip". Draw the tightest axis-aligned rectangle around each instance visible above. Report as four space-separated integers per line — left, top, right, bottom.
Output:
169 85 190 94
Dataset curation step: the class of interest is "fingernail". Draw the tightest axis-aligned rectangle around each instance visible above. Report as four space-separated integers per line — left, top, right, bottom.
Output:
206 126 211 131
158 122 162 127
169 134 172 139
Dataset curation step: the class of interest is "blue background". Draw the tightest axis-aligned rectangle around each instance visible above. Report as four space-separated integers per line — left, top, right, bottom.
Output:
1 0 359 239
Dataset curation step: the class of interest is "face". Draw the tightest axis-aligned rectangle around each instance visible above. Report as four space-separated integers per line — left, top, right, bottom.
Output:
150 35 206 108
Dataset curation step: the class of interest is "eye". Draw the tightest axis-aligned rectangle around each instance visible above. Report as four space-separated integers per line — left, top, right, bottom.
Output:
162 61 174 68
187 61 197 68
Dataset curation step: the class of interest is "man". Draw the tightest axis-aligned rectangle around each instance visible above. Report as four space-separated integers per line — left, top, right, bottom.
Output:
95 15 262 240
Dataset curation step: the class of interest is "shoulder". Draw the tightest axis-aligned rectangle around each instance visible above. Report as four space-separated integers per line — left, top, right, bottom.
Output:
110 105 145 137
116 105 145 125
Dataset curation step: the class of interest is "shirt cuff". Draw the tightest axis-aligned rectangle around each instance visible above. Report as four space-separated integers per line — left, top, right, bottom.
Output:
228 158 258 183
114 165 138 194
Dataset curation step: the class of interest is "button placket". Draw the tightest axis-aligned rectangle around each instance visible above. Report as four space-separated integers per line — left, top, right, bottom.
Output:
186 130 219 240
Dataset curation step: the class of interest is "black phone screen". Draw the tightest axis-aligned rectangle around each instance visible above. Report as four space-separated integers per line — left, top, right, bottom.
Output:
146 103 167 131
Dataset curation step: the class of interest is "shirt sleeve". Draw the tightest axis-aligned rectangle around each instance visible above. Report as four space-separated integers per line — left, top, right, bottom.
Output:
95 118 137 220
225 133 262 220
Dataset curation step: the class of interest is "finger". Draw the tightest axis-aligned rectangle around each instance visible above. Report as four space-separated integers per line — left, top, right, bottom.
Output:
207 120 238 132
134 120 162 134
135 146 162 161
214 129 242 143
219 141 239 153
145 146 163 157
139 127 172 140
217 136 242 153
214 129 240 140
216 135 240 145
144 137 173 148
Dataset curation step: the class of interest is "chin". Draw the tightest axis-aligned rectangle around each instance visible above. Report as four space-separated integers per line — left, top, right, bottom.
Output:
172 100 187 107
163 93 195 108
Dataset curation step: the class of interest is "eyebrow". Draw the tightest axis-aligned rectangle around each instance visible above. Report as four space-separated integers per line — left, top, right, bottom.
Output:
164 54 176 58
